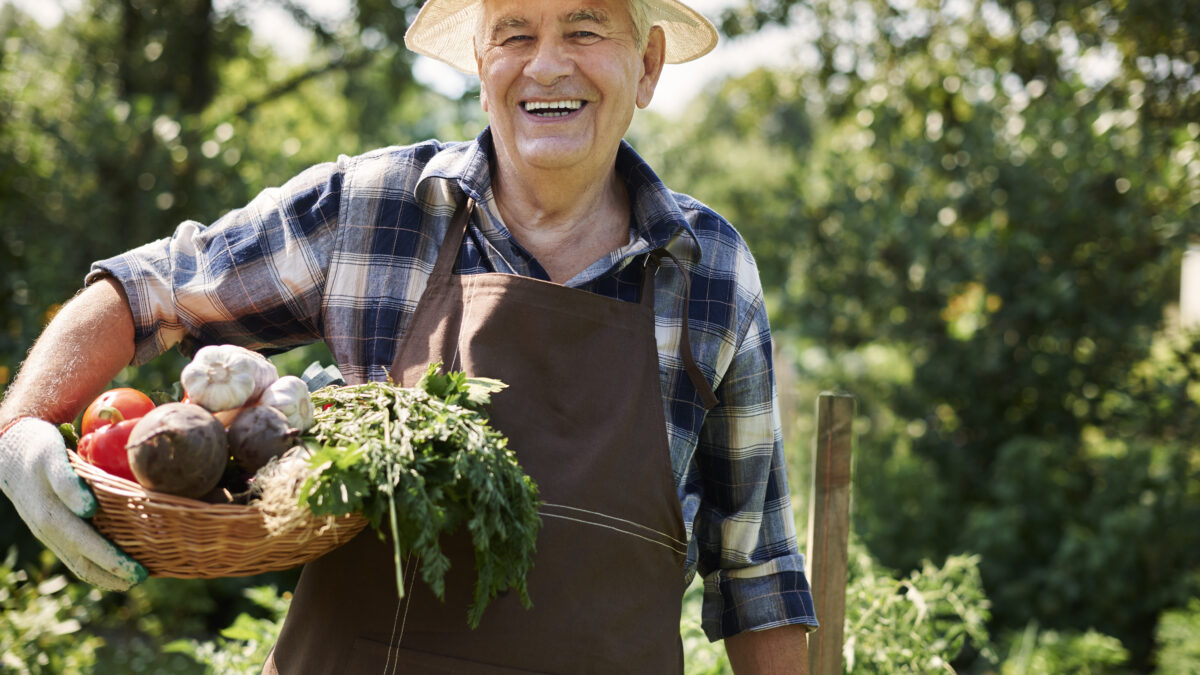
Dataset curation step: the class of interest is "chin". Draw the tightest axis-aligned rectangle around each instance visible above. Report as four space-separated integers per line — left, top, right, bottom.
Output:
514 139 592 170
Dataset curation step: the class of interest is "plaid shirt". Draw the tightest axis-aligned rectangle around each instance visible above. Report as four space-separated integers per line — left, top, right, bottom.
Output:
89 129 817 639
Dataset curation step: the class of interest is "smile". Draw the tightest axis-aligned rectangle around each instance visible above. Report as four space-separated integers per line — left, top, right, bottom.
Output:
522 100 585 118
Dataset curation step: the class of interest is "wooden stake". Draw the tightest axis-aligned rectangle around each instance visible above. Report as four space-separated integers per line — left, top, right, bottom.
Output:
806 392 855 675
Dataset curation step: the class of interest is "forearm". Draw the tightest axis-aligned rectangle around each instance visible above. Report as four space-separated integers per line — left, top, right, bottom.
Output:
726 624 810 675
0 278 136 428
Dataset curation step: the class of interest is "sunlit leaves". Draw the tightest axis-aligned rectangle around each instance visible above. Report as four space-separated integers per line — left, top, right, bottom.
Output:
640 0 1198 666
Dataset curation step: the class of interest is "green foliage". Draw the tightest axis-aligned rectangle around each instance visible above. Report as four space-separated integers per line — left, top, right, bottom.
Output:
1001 623 1129 675
958 333 1200 659
638 0 1200 668
0 548 104 673
0 547 298 674
0 0 470 402
843 546 993 672
1154 597 1200 674
164 585 288 675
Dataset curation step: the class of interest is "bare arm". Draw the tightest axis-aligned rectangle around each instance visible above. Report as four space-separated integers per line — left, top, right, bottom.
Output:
0 278 136 428
725 624 811 675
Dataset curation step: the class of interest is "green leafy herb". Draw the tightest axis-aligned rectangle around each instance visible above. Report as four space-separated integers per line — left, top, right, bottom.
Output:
415 367 508 413
299 364 540 628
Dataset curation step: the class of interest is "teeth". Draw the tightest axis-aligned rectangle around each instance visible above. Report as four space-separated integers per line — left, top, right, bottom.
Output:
523 100 583 113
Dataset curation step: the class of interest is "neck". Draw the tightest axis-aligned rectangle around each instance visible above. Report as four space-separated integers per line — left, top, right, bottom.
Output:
491 155 631 283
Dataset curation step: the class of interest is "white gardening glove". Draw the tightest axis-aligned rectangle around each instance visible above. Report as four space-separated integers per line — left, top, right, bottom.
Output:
0 417 147 591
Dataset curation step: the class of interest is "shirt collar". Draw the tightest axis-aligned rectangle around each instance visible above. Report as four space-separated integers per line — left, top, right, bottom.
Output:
418 127 697 254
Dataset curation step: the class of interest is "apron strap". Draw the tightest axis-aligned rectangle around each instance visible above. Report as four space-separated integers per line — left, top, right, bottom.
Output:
431 197 475 278
645 250 721 411
433 198 719 410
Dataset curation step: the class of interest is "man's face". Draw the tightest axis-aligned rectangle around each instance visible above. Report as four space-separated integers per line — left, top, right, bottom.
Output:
476 0 663 176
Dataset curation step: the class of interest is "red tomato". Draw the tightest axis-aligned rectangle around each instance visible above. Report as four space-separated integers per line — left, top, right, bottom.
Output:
81 388 156 436
78 418 139 482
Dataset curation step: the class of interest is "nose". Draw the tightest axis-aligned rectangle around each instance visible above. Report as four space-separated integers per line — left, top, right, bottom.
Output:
524 35 573 86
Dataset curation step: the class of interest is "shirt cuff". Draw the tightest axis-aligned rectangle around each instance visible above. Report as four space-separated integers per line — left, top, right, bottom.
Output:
701 557 820 641
86 236 185 367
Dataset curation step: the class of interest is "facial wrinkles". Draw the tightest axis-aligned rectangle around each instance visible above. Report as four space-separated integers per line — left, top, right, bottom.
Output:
483 8 615 108
476 0 645 174
483 5 630 50
487 16 529 46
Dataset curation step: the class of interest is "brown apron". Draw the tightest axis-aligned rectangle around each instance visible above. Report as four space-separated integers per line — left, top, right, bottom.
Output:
265 198 706 673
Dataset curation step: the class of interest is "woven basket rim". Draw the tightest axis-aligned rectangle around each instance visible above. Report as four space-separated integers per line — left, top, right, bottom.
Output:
67 448 368 578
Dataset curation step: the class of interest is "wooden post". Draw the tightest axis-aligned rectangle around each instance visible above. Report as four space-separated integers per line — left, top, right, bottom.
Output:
806 392 855 675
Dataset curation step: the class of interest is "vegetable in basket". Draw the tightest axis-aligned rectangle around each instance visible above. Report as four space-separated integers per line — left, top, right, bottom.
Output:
80 387 156 436
77 418 140 482
76 386 158 482
181 344 279 412
126 402 228 499
228 404 299 473
258 375 314 432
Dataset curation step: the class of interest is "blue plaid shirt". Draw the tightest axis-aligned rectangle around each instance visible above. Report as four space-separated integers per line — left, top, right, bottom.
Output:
89 128 817 639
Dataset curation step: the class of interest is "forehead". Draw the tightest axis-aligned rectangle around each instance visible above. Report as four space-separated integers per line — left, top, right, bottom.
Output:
481 0 631 26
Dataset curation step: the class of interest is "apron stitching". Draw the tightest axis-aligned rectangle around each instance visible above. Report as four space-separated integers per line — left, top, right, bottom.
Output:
540 512 687 556
385 550 418 674
540 502 687 547
449 273 478 373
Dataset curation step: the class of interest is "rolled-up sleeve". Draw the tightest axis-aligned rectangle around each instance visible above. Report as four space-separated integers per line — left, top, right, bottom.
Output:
695 291 818 640
86 161 344 364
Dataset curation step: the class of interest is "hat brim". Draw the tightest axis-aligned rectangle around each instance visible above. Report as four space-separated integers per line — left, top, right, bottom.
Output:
404 0 719 76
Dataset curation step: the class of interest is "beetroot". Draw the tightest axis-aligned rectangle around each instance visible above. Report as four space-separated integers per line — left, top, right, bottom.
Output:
126 402 228 498
228 405 299 473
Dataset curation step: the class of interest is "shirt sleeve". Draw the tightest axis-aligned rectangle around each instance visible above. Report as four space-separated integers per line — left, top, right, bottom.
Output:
695 290 819 640
85 160 344 365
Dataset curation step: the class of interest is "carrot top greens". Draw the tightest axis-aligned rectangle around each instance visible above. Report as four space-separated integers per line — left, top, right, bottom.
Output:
299 365 540 628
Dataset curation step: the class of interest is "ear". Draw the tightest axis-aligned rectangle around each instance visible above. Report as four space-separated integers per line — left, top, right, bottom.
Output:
636 25 666 109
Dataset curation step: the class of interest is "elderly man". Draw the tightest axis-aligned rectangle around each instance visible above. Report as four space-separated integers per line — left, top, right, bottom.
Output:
0 0 817 671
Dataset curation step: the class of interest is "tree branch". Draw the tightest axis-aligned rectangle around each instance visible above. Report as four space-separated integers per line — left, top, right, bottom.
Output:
232 51 376 120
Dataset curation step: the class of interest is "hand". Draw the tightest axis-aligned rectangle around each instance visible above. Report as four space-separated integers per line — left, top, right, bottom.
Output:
0 417 147 591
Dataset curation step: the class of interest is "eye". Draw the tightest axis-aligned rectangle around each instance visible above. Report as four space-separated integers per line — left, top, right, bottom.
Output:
570 30 602 43
502 34 534 45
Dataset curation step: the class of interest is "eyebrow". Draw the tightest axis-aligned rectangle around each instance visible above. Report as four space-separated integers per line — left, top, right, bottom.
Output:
487 7 613 41
566 8 611 25
488 16 525 41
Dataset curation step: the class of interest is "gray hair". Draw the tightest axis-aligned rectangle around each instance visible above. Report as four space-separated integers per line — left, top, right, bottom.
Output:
628 0 652 51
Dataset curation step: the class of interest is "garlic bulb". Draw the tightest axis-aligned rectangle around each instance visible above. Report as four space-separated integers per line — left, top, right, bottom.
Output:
259 375 315 432
181 344 279 412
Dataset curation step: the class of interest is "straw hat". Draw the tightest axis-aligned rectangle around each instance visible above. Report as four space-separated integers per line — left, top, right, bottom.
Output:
404 0 720 75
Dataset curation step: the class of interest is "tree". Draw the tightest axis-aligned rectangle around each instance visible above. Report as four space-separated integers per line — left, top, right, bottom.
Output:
636 0 1199 667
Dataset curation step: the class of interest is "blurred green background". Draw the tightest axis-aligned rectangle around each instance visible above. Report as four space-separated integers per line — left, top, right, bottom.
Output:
1 0 1198 672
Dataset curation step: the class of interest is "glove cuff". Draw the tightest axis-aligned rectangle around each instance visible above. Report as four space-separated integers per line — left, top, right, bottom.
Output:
1 415 33 439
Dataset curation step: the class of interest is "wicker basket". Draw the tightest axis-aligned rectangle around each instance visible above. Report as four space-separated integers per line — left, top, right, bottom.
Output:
68 451 368 579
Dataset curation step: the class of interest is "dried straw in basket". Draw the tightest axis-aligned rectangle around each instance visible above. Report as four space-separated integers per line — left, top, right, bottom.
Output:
68 450 367 579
